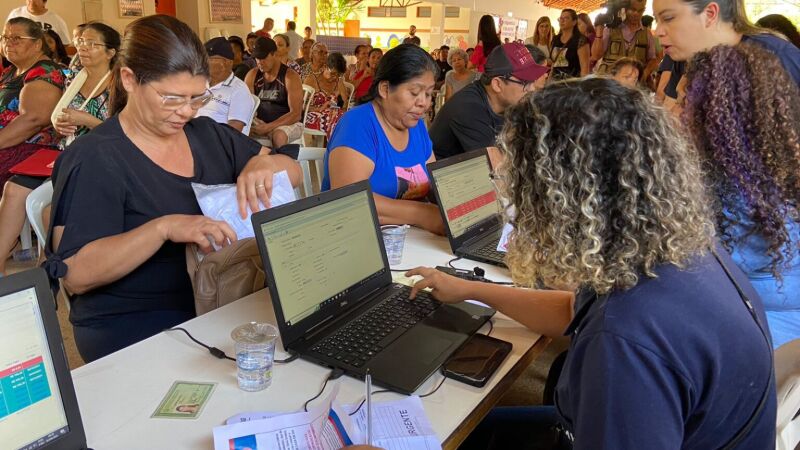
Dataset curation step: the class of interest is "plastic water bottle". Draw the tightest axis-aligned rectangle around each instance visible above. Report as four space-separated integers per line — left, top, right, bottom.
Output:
231 322 278 392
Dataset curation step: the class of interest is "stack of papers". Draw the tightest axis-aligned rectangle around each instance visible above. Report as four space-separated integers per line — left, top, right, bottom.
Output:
212 384 441 450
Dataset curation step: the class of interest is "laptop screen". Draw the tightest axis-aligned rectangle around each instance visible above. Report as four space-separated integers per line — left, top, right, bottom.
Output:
0 287 70 450
259 189 386 327
432 154 499 238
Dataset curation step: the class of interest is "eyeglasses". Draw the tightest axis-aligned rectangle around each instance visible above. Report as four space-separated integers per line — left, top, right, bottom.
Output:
0 35 37 45
76 37 108 49
147 84 213 110
501 76 532 91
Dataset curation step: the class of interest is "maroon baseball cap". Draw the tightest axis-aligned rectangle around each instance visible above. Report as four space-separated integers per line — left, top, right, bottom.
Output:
484 42 549 82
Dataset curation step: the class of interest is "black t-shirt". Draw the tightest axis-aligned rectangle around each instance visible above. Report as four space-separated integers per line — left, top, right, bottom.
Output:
436 60 452 82
48 116 262 325
658 55 685 100
428 81 503 160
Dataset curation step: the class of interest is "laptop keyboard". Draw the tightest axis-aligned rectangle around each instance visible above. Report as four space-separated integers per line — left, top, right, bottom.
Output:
470 240 505 262
310 287 440 368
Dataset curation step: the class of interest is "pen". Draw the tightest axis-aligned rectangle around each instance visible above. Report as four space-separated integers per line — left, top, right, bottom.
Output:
366 370 373 445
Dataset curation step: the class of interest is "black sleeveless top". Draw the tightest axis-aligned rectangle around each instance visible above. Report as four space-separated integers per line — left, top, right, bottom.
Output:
550 32 587 79
254 63 290 123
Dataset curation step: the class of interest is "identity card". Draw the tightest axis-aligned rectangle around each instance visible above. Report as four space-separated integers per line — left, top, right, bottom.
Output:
151 381 217 419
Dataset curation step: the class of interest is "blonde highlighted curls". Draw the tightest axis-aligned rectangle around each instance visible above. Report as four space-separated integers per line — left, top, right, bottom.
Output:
497 78 716 294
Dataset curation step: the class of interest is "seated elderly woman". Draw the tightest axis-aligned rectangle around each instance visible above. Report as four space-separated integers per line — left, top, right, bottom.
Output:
0 21 118 277
406 78 775 448
322 44 444 235
443 48 478 101
45 15 301 363
0 17 64 273
303 52 349 140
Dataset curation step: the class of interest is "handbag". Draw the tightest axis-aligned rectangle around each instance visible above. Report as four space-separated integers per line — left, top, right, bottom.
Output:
185 238 266 316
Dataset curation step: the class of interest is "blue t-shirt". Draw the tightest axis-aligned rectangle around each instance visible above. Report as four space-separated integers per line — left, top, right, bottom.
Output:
745 33 800 85
322 102 433 200
725 206 800 348
555 247 776 449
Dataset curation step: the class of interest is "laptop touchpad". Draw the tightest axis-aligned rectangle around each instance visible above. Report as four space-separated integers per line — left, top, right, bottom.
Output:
386 329 454 364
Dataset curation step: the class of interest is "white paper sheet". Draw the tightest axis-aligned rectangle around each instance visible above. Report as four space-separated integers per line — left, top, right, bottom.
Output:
496 222 513 253
192 170 296 241
347 396 441 450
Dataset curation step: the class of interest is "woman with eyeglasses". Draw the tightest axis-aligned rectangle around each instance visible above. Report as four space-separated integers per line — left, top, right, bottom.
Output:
299 42 328 82
303 52 350 140
44 15 301 363
550 9 590 79
0 22 118 279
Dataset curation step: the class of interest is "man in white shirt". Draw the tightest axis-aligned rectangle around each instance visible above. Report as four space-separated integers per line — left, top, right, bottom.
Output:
285 21 304 60
6 0 71 45
197 37 256 134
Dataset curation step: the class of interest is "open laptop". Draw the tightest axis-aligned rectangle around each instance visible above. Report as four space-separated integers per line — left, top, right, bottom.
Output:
0 269 89 450
251 181 495 394
427 149 507 267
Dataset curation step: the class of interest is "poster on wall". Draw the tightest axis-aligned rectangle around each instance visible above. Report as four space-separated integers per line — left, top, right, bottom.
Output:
118 0 144 17
209 0 243 23
498 17 518 43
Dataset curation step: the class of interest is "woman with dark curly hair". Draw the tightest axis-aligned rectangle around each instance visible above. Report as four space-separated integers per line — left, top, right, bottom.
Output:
406 78 775 448
683 42 800 349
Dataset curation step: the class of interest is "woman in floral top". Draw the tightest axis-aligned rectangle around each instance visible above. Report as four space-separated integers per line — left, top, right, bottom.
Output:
0 17 64 274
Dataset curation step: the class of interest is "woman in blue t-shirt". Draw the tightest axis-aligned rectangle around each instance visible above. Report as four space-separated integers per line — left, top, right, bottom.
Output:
322 44 444 235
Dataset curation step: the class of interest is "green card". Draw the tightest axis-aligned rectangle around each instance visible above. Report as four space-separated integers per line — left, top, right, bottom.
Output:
151 381 217 419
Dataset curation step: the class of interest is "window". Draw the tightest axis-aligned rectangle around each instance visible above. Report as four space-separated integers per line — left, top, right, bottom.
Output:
445 6 460 18
368 6 407 17
417 6 431 17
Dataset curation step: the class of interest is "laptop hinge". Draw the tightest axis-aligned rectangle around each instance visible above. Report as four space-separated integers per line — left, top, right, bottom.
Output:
302 284 393 342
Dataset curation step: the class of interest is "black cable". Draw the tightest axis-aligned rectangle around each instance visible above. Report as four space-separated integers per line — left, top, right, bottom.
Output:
447 256 461 269
420 372 447 398
164 327 299 364
304 369 345 412
347 389 391 416
389 268 415 272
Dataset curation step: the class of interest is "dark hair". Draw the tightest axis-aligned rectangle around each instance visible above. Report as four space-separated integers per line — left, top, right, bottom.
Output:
359 44 438 104
109 15 209 115
368 47 383 58
440 45 449 50
756 14 800 49
83 22 121 66
680 0 762 35
353 44 365 54
594 13 610 27
641 15 655 28
7 17 50 58
683 42 800 278
228 35 245 53
466 47 474 52
327 52 347 74
577 13 596 36
525 44 547 65
45 29 69 64
274 33 290 48
611 57 644 76
288 21 296 30
305 26 312 31
477 15 501 57
562 9 578 22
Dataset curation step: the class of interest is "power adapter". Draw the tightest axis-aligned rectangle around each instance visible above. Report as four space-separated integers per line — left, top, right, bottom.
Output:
435 266 489 282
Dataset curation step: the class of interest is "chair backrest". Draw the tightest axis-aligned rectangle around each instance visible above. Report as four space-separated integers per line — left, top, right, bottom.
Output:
25 180 54 252
342 81 355 109
296 147 326 198
301 84 315 125
775 339 800 450
243 94 260 136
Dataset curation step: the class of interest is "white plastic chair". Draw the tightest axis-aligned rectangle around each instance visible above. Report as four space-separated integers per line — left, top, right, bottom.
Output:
775 339 800 450
243 94 260 136
343 81 355 109
297 147 326 198
301 83 326 146
25 180 53 253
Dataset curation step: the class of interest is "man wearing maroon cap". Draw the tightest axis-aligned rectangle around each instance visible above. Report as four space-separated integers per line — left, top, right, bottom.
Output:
429 42 548 166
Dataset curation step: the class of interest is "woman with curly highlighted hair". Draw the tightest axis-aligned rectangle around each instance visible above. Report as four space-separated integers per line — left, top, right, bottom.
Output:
683 42 800 349
406 78 775 448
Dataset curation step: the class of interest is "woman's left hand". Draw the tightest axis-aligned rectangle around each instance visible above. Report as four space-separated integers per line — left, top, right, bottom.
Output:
236 154 277 218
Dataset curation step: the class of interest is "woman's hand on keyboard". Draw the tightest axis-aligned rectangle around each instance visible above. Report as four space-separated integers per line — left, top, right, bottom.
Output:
405 267 475 304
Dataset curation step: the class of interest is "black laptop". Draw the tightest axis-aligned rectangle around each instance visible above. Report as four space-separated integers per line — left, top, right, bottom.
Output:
0 269 89 450
251 181 495 394
427 149 507 267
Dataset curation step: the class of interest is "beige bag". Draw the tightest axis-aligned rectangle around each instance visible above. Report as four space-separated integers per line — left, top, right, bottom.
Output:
186 238 266 316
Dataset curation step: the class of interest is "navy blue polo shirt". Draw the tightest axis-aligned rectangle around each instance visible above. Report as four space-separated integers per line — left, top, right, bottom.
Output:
554 247 776 449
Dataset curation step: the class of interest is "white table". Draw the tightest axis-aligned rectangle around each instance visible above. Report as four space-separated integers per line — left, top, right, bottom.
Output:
71 228 546 449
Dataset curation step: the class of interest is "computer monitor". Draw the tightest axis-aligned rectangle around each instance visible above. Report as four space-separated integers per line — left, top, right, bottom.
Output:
430 152 499 239
257 187 386 329
0 269 87 450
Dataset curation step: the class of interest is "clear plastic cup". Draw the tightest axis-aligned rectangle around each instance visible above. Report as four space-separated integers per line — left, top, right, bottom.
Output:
231 322 278 392
381 225 408 266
